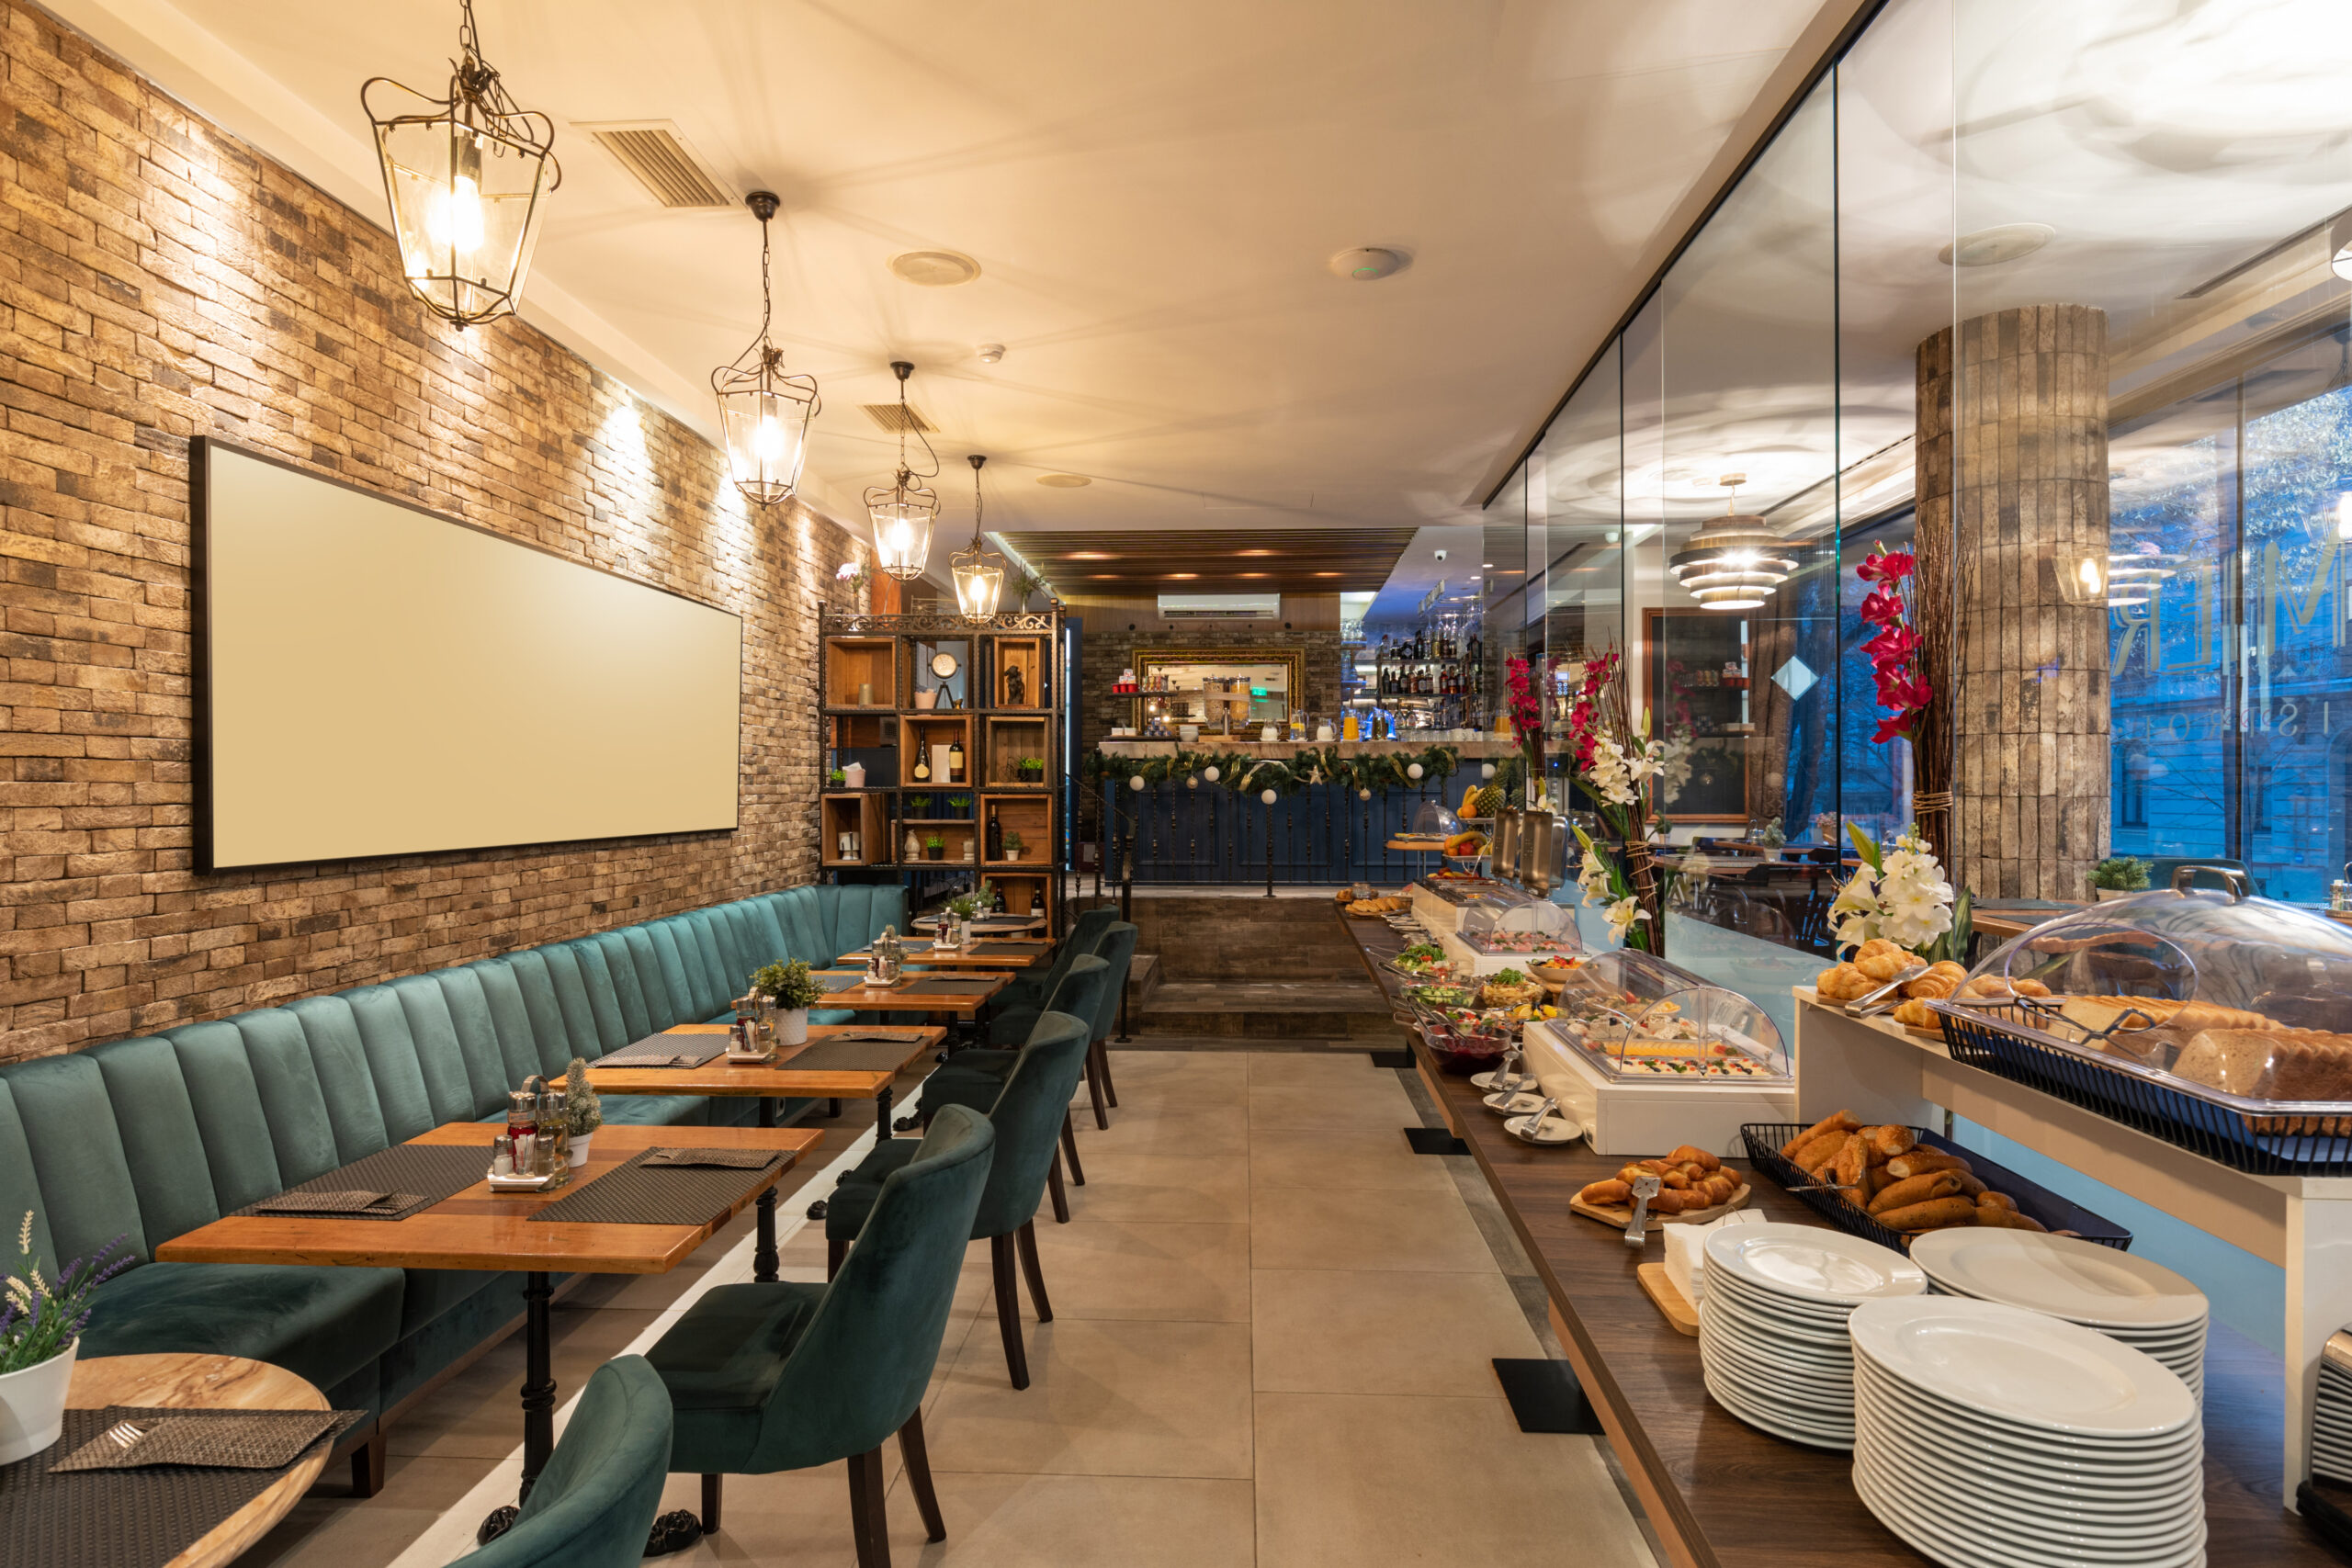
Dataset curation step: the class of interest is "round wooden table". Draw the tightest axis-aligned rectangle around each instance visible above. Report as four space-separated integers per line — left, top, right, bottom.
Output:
66 1352 330 1568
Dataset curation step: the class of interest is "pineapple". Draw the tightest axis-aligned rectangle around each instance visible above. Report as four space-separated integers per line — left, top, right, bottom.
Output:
1471 784 1504 818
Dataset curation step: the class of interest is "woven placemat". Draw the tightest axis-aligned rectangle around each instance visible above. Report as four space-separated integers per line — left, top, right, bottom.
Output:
819 976 866 994
249 1190 422 1219
847 939 935 953
527 1148 785 1226
778 1039 924 1074
814 1029 931 1044
51 1407 358 1472
0 1405 363 1568
594 1038 728 1069
641 1148 782 1169
905 978 998 996
231 1141 488 1223
971 942 1041 955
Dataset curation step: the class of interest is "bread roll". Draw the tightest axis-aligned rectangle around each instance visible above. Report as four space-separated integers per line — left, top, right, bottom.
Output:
1884 1149 1970 1180
1792 1129 1852 1172
1781 1111 1859 1156
1576 1179 1631 1206
1870 1124 1917 1157
1833 1132 1872 1189
1667 1145 1722 1173
1876 1195 1979 1231
1867 1171 1964 1214
1976 1191 2017 1213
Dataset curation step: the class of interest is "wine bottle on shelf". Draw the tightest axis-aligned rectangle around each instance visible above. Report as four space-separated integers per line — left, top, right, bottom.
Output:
947 738 966 784
985 812 1003 863
911 749 932 783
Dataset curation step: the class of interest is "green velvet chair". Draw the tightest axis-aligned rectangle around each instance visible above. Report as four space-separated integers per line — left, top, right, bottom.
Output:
1075 923 1140 1129
451 1356 672 1568
827 1013 1091 1390
986 905 1118 1021
647 1104 996 1567
923 956 1111 1194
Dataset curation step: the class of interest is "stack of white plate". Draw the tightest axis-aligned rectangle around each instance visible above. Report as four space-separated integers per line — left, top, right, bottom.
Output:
1849 1296 2204 1568
1909 1230 2209 1399
1697 1222 1926 1450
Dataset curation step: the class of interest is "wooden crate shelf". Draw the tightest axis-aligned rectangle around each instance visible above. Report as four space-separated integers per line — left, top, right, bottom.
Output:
899 818 978 869
984 872 1052 922
982 793 1053 870
823 637 899 709
900 714 974 788
989 634 1049 709
820 794 889 867
983 715 1051 786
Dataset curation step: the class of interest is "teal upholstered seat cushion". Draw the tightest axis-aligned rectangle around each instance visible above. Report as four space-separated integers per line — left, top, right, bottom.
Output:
83 1259 404 1395
914 1061 1009 1120
649 1280 824 1416
457 1356 673 1568
813 1140 918 1241
2 1051 152 1266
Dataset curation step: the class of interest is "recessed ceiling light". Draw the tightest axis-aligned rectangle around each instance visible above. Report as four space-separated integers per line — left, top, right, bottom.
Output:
1482 562 1493 568
1169 572 1198 580
1239 572 1267 579
1314 570 1340 578
1069 550 1114 560
1036 473 1091 488
1329 246 1408 281
1938 223 2053 267
1090 573 1115 579
888 249 981 287
1237 548 1273 557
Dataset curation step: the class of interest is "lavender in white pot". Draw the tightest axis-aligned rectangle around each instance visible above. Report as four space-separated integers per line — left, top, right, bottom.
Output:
0 1212 130 1464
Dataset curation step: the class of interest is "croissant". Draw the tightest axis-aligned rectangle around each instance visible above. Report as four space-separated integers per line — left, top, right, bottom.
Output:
1902 962 1966 1000
1856 947 1917 983
1892 998 1938 1028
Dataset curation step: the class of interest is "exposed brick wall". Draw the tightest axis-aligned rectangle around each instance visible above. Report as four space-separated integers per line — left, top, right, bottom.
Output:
0 0 865 1062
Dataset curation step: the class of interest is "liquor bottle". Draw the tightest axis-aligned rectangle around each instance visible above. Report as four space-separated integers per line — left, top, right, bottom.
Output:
986 812 1003 863
947 738 966 784
911 748 932 782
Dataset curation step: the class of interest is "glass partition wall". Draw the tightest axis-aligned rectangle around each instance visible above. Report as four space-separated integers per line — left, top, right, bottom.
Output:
1499 0 2352 943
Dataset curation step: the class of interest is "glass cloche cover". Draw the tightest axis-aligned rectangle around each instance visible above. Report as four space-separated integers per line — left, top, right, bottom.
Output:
1539 950 1788 1082
1457 898 1579 957
1411 799 1462 838
1949 866 2352 1117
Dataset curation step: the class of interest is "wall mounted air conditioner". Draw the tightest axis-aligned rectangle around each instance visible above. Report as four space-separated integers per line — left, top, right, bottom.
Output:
1158 594 1279 620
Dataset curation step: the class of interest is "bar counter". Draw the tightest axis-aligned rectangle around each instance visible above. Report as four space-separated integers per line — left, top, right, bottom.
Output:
1340 906 2334 1568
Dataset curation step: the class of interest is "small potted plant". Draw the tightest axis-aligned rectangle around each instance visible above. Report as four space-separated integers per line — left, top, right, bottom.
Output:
0 1213 130 1464
1017 754 1045 784
948 794 972 818
826 767 846 788
2090 855 2151 901
906 794 933 818
925 833 945 862
753 958 822 1045
562 1060 603 1167
946 893 983 947
1002 829 1026 862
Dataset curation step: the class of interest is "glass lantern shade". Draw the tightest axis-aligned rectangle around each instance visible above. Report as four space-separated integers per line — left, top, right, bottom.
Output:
716 373 818 508
1667 513 1798 610
870 491 936 580
953 550 1004 619
2052 550 2109 606
369 99 556 328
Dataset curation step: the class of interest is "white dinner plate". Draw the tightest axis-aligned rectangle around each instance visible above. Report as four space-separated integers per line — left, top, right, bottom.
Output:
1848 1297 2197 1439
1853 1450 2206 1564
1482 1089 1547 1116
1909 1230 2208 1330
1702 1370 1853 1450
1707 1223 1926 1305
1701 1341 1854 1406
1858 1417 2203 1510
1699 1283 1858 1340
1851 1360 2200 1461
1698 1313 1856 1381
1854 1459 2207 1568
1702 1262 1867 1326
1470 1067 1539 1091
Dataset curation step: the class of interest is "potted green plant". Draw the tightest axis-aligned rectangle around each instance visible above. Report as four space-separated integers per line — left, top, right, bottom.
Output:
1002 829 1026 862
0 1213 129 1463
752 958 822 1045
2090 855 2151 901
562 1059 603 1167
945 892 983 947
948 794 972 817
924 833 945 862
906 794 932 817
826 767 846 788
1017 755 1045 784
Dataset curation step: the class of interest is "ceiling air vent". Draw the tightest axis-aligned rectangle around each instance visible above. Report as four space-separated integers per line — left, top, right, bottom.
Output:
578 121 733 209
1159 594 1279 621
862 402 936 434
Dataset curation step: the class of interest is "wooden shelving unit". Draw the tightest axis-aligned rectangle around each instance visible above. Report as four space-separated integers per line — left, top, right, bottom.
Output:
818 609 1069 934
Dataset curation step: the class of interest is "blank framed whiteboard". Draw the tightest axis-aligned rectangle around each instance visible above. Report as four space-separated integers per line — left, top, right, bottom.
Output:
195 439 741 871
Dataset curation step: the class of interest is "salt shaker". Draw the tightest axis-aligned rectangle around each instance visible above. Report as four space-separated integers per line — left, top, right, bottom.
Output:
491 1137 514 1178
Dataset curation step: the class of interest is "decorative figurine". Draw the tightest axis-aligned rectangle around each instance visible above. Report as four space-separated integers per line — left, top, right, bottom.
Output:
1005 665 1025 705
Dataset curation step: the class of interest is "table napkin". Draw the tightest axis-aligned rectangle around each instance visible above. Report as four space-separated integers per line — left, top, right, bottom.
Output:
1662 1208 1766 1309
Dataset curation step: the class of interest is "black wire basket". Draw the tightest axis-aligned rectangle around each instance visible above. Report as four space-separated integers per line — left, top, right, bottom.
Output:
1739 1122 2131 1254
1927 998 2352 1176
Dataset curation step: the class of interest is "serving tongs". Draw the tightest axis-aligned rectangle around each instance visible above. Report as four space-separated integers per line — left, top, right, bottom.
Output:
1843 963 1927 1019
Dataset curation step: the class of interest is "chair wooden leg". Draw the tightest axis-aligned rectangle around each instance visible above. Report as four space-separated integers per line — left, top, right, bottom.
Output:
1046 1146 1070 1224
349 1425 386 1496
1094 1038 1118 1107
700 1472 723 1536
827 1235 846 1280
1083 1043 1111 1130
898 1409 947 1542
990 1233 1031 1389
1060 1111 1086 1185
845 1447 891 1568
1015 1220 1054 1324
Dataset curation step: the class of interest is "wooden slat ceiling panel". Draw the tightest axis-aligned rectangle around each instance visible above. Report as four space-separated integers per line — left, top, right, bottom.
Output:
1000 528 1417 596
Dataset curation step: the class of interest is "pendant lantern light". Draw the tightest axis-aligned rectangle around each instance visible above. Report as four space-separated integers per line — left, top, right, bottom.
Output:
710 191 820 508
362 0 560 328
866 362 940 580
1668 474 1798 611
952 455 1008 620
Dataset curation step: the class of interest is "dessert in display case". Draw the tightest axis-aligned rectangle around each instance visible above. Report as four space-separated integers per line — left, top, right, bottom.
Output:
1926 867 2352 1171
1522 950 1793 1155
1439 897 1580 975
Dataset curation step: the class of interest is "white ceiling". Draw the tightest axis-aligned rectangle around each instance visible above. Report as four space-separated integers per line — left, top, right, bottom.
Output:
56 0 1839 548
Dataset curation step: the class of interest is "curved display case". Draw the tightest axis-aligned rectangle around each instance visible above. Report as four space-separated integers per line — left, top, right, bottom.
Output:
1931 868 2352 1171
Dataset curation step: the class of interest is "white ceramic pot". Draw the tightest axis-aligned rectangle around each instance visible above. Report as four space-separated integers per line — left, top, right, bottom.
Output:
777 1008 809 1046
842 762 865 788
914 689 938 710
2093 887 2138 902
567 1133 594 1168
0 1339 75 1465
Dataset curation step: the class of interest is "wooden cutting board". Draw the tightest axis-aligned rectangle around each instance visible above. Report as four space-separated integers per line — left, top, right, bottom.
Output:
1567 1183 1751 1230
1637 1263 1700 1336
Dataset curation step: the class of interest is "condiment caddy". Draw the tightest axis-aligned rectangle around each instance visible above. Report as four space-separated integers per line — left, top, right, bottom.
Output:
488 1074 574 1190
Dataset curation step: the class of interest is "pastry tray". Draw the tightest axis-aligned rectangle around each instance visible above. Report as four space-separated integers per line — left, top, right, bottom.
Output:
1739 1122 2131 1254
1925 998 2352 1174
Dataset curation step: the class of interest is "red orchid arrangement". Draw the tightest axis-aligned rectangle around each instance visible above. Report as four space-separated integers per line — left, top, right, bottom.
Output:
1858 543 1931 745
1561 649 1620 770
1505 655 1545 794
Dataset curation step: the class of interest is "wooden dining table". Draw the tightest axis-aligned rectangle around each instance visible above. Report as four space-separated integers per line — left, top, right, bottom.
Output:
566 1021 944 1146
836 937 1053 971
813 969 1010 1014
154 1121 819 1510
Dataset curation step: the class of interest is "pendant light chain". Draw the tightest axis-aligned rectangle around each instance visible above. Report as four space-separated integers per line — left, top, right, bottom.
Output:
710 190 819 507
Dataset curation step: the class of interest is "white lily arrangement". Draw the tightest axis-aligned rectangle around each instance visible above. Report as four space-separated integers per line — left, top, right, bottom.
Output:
1583 734 1667 809
1830 821 1968 960
1572 824 1653 947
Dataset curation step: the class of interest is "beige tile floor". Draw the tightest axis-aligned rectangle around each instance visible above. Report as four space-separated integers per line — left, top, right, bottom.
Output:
244 1049 1658 1568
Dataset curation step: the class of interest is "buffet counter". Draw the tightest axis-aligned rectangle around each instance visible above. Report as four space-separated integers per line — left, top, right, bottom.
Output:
1340 906 2335 1568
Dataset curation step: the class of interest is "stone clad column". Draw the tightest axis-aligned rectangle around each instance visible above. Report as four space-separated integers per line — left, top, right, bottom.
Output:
1915 304 2110 902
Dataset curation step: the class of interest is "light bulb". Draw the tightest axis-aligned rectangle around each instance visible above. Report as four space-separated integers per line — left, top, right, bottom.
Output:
2077 558 2102 595
754 414 786 461
428 173 484 256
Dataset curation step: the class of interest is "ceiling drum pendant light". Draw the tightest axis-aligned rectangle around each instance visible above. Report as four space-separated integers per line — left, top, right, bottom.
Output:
363 0 560 328
1668 474 1799 611
867 361 941 580
952 455 1007 620
711 191 820 508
